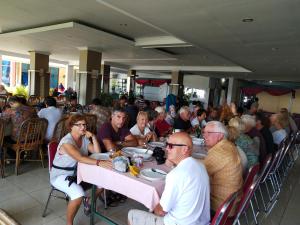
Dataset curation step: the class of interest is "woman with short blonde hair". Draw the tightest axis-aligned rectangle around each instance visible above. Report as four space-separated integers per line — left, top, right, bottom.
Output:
130 111 157 145
229 117 259 169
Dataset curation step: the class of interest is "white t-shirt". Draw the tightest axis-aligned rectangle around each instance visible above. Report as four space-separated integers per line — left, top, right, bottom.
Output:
38 106 63 141
130 124 151 137
160 157 210 225
191 117 207 128
272 129 287 145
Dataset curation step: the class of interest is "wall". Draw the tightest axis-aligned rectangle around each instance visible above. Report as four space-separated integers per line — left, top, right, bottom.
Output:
257 90 300 113
183 75 210 107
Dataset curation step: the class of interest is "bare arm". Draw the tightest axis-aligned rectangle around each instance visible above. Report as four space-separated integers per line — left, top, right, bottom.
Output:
86 131 101 153
154 203 167 216
62 143 97 165
123 134 138 147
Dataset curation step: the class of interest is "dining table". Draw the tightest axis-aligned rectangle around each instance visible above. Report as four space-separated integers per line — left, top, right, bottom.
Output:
77 156 170 225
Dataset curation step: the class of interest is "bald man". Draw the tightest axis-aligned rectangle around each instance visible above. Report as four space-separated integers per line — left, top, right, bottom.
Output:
128 132 210 225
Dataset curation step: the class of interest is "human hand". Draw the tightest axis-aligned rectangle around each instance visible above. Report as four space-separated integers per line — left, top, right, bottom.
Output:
85 131 94 139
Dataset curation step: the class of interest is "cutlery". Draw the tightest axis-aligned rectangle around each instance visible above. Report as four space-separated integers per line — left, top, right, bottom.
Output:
151 168 167 175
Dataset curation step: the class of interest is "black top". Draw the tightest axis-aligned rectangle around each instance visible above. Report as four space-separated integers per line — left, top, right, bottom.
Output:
125 105 138 129
173 116 192 131
260 126 275 154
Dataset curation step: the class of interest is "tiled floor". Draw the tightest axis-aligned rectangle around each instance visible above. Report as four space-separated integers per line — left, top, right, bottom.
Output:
1 159 300 225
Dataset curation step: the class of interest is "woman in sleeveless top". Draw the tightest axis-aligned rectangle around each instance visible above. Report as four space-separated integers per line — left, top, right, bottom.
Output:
50 114 101 225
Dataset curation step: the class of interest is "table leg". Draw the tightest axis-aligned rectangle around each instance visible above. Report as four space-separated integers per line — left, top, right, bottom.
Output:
90 185 96 225
90 185 118 225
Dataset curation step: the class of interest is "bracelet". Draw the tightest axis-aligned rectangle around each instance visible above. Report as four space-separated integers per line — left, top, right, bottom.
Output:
96 160 100 166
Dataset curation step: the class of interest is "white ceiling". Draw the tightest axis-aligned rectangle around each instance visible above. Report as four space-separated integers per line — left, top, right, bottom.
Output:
0 0 299 81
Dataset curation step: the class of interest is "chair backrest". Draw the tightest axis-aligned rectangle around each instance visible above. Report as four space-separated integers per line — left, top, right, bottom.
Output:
258 154 273 183
211 191 239 225
47 141 59 171
16 118 47 149
84 113 97 134
233 178 260 225
28 95 40 106
243 163 260 194
0 95 7 110
52 117 69 142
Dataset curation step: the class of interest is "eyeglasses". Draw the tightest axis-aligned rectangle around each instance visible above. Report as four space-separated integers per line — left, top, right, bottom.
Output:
73 123 87 127
166 142 187 149
202 131 222 136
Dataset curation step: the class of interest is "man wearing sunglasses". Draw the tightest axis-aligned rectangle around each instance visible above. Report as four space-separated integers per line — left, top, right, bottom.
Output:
128 132 210 225
202 121 243 216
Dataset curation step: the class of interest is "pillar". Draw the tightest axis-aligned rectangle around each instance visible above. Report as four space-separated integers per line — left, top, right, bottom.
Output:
170 71 184 97
29 51 50 97
127 70 136 93
66 65 74 90
226 77 238 104
101 64 110 94
77 49 102 105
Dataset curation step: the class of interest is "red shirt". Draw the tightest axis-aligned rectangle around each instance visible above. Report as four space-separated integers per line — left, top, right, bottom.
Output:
155 119 171 137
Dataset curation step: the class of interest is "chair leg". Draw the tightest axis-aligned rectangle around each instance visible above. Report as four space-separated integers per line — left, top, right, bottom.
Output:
103 189 107 209
39 147 45 168
15 150 20 176
42 187 54 217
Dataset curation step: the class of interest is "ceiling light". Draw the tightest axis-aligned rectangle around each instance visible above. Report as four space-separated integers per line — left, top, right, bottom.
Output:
221 78 226 83
242 18 254 22
269 80 272 83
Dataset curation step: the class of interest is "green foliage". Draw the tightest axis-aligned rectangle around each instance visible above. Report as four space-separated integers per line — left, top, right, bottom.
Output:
13 85 29 98
99 92 113 107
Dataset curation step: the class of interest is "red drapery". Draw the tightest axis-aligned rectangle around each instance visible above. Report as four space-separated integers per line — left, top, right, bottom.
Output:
135 79 170 87
241 87 295 96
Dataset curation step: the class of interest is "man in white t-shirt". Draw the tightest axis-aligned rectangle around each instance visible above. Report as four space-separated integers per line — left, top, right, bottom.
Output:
128 132 210 225
38 96 62 141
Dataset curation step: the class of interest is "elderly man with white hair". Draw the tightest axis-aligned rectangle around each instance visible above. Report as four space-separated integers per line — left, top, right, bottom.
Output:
203 121 243 215
241 114 267 163
173 106 192 132
154 106 172 137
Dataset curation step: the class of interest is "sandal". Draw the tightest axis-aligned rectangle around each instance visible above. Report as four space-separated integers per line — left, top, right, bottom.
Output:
83 197 91 216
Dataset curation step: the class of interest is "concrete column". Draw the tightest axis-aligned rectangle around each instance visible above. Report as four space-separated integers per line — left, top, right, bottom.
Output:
226 77 238 104
65 65 74 90
29 51 50 97
101 64 110 94
77 49 102 105
170 70 184 97
127 70 136 93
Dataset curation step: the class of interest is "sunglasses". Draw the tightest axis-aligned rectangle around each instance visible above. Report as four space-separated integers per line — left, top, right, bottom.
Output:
166 142 187 149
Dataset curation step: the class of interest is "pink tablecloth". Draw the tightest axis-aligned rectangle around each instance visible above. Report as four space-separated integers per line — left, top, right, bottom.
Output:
77 161 168 211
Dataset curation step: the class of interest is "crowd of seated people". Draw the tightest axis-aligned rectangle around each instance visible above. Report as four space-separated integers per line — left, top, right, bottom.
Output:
1 91 299 225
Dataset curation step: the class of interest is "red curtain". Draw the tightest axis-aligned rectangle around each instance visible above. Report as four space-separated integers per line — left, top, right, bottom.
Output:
241 87 295 96
135 79 169 86
135 79 149 85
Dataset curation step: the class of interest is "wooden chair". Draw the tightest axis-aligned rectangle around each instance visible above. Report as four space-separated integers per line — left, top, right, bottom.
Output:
0 119 5 178
52 117 69 142
84 113 97 134
0 95 7 111
3 118 48 175
28 95 40 106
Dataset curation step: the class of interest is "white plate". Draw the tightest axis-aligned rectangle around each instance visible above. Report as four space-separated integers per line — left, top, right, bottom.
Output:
90 153 110 161
122 147 153 160
140 168 167 181
148 142 165 148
